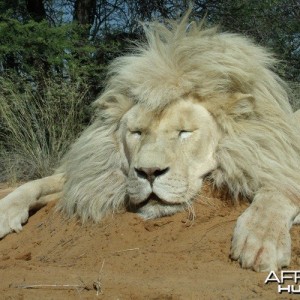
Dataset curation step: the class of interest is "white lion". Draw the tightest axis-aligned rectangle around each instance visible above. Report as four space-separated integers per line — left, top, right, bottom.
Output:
1 13 300 272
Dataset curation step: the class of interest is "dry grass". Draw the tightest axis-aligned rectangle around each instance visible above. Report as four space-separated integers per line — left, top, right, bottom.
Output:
0 78 89 182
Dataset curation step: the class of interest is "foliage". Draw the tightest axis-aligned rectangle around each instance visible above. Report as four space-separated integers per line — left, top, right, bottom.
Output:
0 77 89 181
0 18 112 94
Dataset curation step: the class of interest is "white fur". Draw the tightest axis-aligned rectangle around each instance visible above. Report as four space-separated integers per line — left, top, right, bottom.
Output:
1 13 300 273
0 174 63 238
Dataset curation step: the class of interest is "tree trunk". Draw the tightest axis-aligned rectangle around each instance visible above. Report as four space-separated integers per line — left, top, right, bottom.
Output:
26 0 46 22
74 0 96 26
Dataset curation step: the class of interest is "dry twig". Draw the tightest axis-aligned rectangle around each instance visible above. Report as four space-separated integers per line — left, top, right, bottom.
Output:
12 283 93 291
93 259 105 296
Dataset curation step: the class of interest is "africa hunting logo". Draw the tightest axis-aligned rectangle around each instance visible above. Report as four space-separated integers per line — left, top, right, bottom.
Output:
265 271 300 294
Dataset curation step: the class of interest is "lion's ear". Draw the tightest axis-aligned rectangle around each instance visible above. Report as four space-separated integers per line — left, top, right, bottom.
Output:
226 93 255 118
203 93 255 121
58 93 133 223
93 92 134 124
201 93 255 134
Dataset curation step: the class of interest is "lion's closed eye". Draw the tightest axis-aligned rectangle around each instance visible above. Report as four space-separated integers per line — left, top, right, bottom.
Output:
129 130 142 138
178 130 193 139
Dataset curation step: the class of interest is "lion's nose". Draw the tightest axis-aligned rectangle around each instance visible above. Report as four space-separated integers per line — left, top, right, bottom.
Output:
134 167 169 184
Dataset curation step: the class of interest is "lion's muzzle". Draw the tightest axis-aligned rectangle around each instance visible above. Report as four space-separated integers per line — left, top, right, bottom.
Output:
134 167 170 185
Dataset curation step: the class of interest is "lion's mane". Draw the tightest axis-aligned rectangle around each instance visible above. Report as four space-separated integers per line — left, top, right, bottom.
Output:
58 14 300 222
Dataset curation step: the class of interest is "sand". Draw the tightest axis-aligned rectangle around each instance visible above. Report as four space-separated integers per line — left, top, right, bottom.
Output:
0 184 300 299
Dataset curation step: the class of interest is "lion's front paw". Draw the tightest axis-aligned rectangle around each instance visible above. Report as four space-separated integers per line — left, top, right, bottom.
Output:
230 204 292 272
0 197 29 239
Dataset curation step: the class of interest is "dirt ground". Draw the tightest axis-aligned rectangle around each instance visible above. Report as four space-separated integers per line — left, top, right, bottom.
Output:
1 183 300 299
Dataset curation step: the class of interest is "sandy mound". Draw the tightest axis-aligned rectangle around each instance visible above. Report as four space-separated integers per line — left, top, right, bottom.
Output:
0 184 299 299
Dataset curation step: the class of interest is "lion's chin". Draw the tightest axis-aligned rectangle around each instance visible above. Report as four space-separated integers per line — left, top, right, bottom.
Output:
145 193 171 206
127 192 182 212
127 192 188 220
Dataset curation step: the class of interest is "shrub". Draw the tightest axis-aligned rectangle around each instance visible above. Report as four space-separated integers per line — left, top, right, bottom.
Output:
0 77 89 182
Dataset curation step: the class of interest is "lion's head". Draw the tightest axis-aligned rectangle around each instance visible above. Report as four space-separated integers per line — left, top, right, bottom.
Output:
58 13 300 226
123 97 220 218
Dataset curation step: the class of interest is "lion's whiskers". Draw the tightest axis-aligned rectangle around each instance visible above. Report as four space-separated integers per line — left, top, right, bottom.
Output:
185 201 196 222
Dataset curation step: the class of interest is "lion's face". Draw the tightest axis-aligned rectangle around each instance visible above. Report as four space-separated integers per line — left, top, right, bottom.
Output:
121 98 221 208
